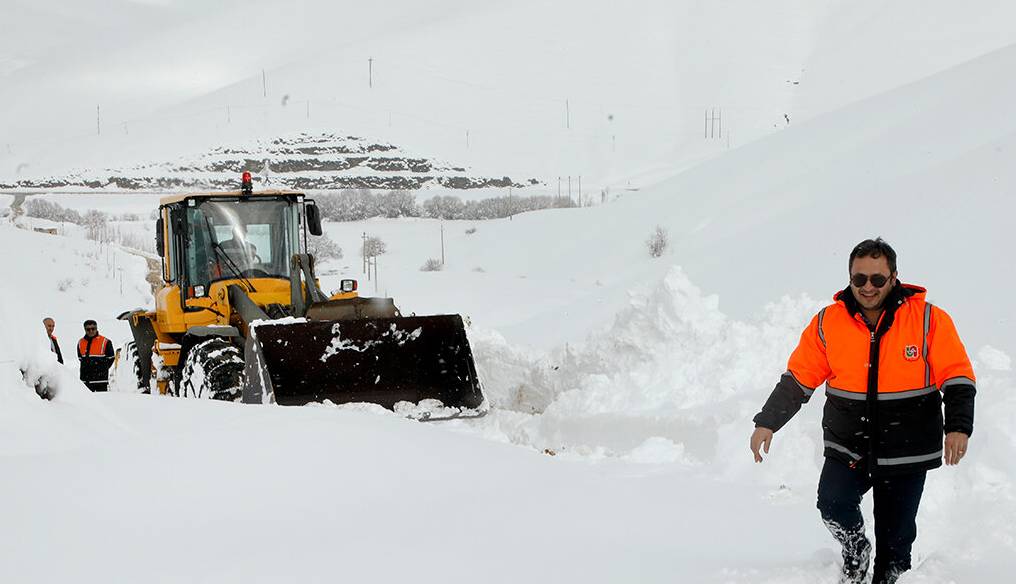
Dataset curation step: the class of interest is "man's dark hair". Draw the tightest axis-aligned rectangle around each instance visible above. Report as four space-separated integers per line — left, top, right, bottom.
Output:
83 319 97 328
849 237 897 273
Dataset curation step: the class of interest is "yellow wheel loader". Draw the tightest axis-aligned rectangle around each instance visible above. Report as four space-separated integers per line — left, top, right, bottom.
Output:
117 173 485 419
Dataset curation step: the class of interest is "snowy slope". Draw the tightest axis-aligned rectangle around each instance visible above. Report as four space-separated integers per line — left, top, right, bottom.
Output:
6 1 1016 193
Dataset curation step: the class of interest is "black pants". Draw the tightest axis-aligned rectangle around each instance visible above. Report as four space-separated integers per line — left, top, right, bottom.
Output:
816 458 926 582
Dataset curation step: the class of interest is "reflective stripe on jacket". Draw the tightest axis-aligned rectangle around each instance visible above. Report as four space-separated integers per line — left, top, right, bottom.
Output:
754 283 976 475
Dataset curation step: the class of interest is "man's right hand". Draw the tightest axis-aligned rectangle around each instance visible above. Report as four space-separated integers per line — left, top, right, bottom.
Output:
750 426 774 463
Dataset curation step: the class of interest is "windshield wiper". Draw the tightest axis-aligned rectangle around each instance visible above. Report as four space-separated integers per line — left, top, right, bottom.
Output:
205 217 256 293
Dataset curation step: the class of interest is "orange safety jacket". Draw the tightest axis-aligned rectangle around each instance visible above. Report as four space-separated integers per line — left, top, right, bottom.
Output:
754 283 976 475
77 334 114 384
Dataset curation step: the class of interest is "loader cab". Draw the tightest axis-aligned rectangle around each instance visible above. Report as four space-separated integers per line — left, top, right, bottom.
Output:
185 197 300 290
156 190 320 301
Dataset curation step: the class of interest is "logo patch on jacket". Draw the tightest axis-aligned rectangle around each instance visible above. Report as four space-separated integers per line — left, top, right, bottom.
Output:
904 345 920 361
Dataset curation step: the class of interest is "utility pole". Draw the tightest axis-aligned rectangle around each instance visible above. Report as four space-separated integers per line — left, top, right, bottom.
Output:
362 231 367 275
440 222 445 265
226 105 231 124
465 130 469 149
306 100 310 119
368 57 373 88
565 99 570 129
557 176 561 203
578 175 582 207
96 105 101 136
608 113 616 153
567 176 572 202
262 70 267 97
705 108 722 139
508 186 513 221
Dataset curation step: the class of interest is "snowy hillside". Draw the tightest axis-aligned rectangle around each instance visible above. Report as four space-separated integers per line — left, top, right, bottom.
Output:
2 2 1016 583
0 131 535 193
6 0 1016 192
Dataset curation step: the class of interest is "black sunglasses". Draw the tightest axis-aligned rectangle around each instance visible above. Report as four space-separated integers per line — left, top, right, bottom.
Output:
850 273 891 288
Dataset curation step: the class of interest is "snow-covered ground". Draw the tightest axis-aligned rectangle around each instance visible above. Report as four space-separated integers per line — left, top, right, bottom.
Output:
2 227 1013 582
3 2 1016 583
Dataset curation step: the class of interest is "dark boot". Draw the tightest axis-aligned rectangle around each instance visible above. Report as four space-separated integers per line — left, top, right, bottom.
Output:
838 535 872 584
871 563 904 584
817 460 874 584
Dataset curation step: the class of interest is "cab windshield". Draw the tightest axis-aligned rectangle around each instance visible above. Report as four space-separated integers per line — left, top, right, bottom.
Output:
184 198 300 289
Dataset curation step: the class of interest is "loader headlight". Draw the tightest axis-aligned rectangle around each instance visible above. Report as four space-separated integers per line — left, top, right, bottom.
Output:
340 279 357 292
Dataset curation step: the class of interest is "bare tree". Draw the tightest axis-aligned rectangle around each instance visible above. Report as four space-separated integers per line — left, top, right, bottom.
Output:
308 231 343 262
83 209 111 242
646 225 669 258
361 235 388 258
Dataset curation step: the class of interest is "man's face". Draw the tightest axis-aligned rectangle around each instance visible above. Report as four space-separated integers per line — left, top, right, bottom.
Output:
43 319 55 336
850 255 896 312
84 324 98 338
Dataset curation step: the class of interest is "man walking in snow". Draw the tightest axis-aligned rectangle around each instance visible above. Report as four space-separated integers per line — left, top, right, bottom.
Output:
77 319 115 392
43 317 63 364
750 238 976 584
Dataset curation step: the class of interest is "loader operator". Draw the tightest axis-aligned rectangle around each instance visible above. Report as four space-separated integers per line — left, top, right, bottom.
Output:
749 238 976 584
216 225 260 272
77 320 115 392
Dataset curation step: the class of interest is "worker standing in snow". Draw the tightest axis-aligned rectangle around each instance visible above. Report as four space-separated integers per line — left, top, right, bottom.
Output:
750 238 976 584
77 320 115 392
43 317 63 364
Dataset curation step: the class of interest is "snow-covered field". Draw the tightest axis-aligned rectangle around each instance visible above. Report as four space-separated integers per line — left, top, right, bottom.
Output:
3 216 1013 582
3 2 1016 583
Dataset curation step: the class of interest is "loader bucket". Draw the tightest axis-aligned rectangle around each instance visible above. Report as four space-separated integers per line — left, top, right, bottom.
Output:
241 314 485 417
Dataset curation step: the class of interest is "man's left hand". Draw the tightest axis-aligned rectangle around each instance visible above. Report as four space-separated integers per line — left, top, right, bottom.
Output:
944 432 970 466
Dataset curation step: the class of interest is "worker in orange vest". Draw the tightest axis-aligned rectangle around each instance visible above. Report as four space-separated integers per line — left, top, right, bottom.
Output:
750 238 975 584
77 319 115 392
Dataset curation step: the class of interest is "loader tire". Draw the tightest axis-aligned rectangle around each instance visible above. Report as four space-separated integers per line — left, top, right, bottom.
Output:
121 343 148 394
180 338 243 401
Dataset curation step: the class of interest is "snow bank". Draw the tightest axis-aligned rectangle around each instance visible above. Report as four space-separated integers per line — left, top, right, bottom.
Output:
977 345 1012 372
0 222 154 454
467 266 821 461
0 289 132 457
